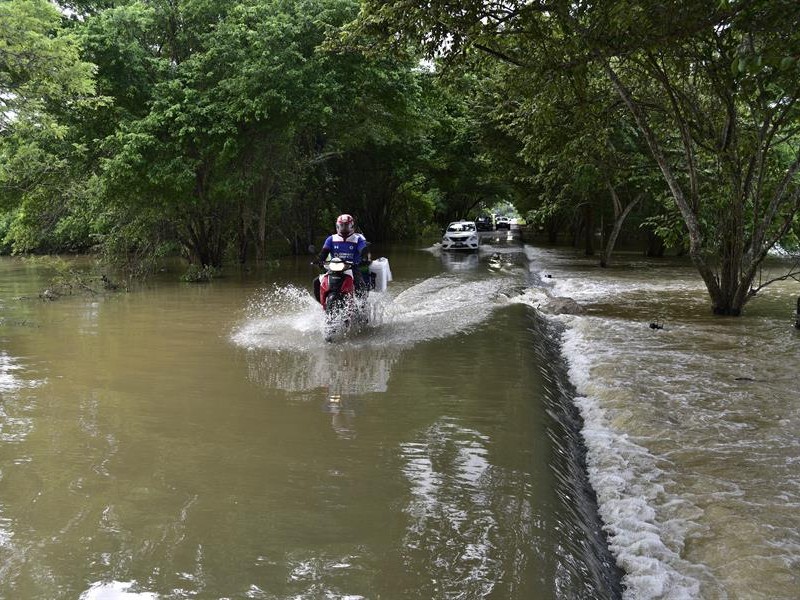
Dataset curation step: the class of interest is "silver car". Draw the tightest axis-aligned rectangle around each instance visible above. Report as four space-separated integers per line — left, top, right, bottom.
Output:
441 221 480 251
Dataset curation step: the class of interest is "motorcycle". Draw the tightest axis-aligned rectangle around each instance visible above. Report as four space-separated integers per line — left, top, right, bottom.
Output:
314 257 370 342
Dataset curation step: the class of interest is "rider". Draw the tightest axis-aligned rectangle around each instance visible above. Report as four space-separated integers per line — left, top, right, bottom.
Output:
314 214 370 301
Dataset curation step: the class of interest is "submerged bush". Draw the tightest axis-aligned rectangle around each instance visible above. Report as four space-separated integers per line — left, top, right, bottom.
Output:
181 264 219 283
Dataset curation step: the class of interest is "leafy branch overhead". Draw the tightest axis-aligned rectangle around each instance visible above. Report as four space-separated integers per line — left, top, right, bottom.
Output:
0 0 97 130
356 0 800 314
1 0 799 316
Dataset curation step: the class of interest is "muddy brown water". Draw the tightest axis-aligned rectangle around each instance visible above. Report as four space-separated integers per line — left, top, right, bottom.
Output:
0 239 619 600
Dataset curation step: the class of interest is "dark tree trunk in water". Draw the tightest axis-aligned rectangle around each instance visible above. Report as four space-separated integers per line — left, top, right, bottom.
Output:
795 297 800 329
583 204 595 256
547 220 559 244
600 187 640 268
182 165 226 268
237 202 250 264
645 231 665 257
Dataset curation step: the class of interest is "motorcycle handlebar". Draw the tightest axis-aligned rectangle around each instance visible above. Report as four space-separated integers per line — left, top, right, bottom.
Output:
311 259 355 270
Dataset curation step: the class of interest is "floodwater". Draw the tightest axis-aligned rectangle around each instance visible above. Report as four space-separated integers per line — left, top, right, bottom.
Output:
2 236 798 600
516 246 800 600
0 238 618 600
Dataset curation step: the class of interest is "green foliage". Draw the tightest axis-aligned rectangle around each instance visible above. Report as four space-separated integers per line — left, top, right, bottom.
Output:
180 263 219 283
7 0 796 314
87 0 443 265
0 0 105 255
0 0 97 130
355 0 800 312
2 0 536 269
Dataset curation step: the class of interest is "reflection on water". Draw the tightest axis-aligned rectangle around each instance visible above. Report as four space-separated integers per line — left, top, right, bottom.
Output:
0 250 618 599
439 250 480 272
400 419 502 598
244 345 400 396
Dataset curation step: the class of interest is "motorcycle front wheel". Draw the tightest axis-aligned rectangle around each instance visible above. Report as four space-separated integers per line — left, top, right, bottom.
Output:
324 295 351 342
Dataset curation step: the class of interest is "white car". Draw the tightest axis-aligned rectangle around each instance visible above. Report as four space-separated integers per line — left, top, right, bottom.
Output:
495 216 511 230
441 221 480 251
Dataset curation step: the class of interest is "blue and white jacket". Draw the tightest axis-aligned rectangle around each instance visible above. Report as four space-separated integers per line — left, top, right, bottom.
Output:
321 233 368 265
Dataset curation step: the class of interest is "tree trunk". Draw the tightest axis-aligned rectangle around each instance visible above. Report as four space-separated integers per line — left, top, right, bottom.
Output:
237 201 250 264
255 173 274 262
600 188 640 268
645 230 665 257
583 204 595 256
604 62 735 311
547 218 559 243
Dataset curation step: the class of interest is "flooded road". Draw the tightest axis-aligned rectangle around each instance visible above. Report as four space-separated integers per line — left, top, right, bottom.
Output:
3 237 798 599
0 239 618 599
518 246 800 600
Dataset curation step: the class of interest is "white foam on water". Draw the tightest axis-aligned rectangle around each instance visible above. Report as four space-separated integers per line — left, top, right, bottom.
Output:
518 245 800 599
79 581 157 600
497 299 713 597
231 273 517 353
563 323 706 600
511 269 711 598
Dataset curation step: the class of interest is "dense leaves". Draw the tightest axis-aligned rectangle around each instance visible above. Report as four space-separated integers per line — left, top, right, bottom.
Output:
2 0 799 315
357 0 800 313
1 0 475 267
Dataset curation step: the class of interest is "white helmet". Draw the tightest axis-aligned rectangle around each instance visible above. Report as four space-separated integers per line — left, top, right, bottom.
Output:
336 214 354 237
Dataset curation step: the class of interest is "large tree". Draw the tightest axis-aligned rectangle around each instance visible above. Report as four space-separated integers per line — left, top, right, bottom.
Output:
0 0 96 131
356 0 800 314
96 0 431 267
0 0 98 251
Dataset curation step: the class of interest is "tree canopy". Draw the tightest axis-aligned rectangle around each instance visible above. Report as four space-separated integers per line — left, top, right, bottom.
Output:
355 0 800 313
2 0 799 314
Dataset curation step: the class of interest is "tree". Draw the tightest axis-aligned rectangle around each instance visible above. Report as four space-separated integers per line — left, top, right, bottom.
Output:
478 54 663 263
93 0 444 267
0 0 99 251
0 0 96 132
355 0 800 314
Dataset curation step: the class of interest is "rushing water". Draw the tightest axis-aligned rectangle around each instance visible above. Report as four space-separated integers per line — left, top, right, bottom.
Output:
516 246 800 600
2 240 797 600
0 242 618 600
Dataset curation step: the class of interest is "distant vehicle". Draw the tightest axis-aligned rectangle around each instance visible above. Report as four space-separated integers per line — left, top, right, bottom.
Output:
441 221 480 251
496 216 511 230
475 215 494 231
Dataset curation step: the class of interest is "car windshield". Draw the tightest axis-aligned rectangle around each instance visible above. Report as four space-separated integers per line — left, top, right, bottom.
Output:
447 223 475 232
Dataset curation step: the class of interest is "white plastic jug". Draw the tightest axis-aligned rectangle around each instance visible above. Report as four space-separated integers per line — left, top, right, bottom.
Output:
368 257 392 292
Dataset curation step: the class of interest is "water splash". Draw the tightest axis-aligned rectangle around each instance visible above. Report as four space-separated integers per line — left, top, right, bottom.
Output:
231 273 519 352
231 273 522 396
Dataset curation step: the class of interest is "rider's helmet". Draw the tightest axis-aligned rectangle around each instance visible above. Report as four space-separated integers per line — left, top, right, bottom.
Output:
336 214 354 237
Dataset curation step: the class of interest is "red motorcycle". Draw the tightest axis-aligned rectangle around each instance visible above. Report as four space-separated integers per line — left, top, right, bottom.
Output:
314 258 369 341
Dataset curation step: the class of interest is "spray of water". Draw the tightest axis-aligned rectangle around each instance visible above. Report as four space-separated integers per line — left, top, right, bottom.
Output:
231 273 520 352
230 272 523 395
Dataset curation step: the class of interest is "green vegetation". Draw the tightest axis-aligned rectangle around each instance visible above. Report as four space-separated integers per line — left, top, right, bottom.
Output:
2 0 799 314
